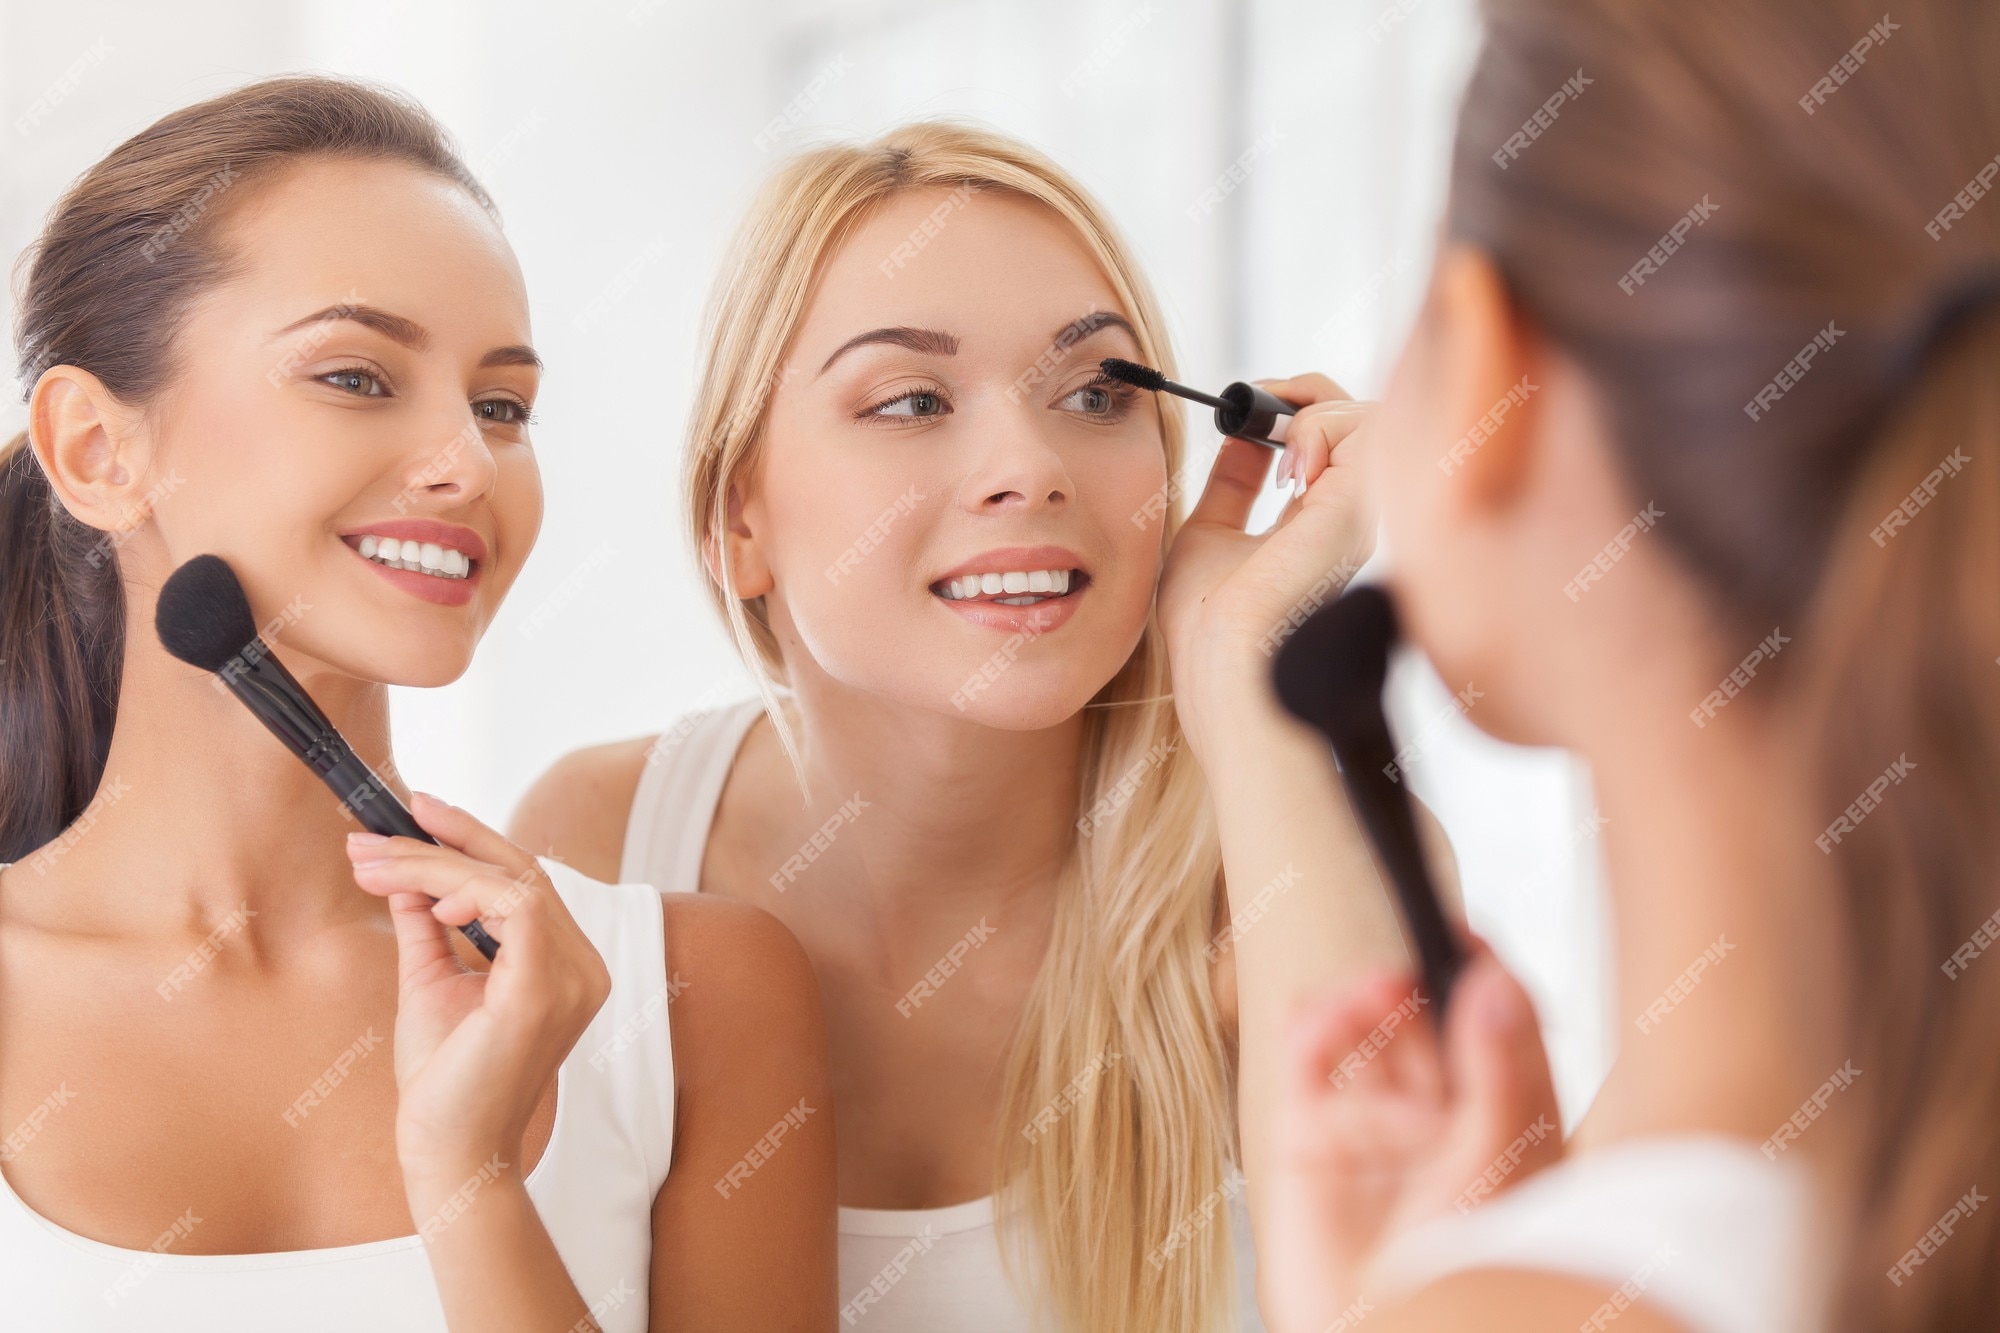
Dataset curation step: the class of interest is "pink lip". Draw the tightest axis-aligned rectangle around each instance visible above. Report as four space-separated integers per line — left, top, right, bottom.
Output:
936 588 1084 635
339 519 488 609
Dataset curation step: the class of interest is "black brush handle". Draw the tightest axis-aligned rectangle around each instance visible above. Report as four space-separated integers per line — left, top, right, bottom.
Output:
326 752 501 961
1320 718 1467 1017
1271 586 1467 1017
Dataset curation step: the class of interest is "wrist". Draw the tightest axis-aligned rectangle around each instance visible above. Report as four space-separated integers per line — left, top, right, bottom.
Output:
1176 640 1295 753
401 1146 519 1213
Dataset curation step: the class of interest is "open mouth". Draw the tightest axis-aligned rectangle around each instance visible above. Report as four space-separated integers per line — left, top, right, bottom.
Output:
342 533 478 581
929 567 1091 606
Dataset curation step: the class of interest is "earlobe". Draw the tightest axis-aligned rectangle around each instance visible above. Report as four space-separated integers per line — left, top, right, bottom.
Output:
1430 245 1546 515
27 366 152 532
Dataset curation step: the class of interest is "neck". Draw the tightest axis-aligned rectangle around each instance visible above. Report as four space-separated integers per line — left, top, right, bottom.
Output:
768 672 1086 944
19 632 406 940
1567 662 1847 1150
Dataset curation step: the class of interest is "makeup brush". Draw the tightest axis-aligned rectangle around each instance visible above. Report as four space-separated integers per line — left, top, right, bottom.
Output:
1271 583 1466 1017
155 554 500 961
1099 357 1298 448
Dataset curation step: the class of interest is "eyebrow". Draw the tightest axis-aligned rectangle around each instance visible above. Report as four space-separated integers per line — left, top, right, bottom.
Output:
814 310 1139 378
1055 310 1138 348
272 304 542 371
818 326 960 376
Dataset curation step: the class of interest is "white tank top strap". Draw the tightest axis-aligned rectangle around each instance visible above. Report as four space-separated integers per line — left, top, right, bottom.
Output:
619 697 765 894
1369 1134 1821 1333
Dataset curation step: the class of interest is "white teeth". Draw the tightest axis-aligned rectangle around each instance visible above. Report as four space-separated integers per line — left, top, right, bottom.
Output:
937 568 1078 602
354 535 474 580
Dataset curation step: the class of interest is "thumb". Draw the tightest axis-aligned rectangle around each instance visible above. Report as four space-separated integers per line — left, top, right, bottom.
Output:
1444 950 1561 1172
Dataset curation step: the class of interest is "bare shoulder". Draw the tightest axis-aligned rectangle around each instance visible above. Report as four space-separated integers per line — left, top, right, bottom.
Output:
507 735 659 882
657 891 827 1097
1374 1269 1691 1333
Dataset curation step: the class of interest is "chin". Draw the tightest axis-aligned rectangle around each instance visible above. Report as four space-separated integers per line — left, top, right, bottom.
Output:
934 671 1103 732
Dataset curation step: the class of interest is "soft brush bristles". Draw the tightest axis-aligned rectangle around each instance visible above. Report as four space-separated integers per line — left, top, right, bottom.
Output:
1272 583 1399 744
155 554 261 673
1098 357 1169 392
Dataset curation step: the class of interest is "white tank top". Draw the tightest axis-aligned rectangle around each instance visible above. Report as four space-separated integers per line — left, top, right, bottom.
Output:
622 698 1269 1332
1371 1134 1823 1333
0 856 676 1332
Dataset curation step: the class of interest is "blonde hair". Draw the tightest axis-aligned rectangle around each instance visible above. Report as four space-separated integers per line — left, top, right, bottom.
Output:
682 122 1236 1331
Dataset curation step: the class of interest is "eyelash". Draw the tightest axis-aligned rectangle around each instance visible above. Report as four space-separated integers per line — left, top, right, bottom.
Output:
854 374 1141 424
319 365 537 426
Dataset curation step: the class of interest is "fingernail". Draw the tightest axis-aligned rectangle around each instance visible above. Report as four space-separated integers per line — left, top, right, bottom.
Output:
351 858 389 871
347 832 388 847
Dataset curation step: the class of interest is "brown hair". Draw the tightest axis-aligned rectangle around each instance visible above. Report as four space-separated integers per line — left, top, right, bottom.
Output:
1455 0 1998 1325
1 76 492 863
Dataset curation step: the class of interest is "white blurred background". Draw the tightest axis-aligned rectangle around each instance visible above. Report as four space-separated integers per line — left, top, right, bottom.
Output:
1 0 1611 1121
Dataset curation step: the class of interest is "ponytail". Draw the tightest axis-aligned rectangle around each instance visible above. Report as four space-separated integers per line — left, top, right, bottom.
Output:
1790 309 2000 1330
0 76 488 866
0 429 123 862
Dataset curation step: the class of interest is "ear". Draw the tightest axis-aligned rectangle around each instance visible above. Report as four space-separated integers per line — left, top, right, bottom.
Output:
1429 245 1548 517
27 365 155 534
701 477 775 600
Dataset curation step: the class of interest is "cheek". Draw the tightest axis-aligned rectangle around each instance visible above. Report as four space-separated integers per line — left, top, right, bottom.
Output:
483 448 543 603
1091 448 1170 616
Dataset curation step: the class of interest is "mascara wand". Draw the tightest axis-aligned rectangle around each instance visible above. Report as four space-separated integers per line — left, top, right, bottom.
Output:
1099 357 1298 449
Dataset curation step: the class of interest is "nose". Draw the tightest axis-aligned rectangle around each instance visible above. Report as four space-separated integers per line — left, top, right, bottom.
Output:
394 411 499 511
956 407 1074 516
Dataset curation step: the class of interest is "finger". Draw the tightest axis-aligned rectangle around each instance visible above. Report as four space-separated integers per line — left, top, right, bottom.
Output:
1185 434 1277 533
1281 403 1371 491
408 791 540 878
349 851 530 919
1290 967 1422 1096
380 889 462 985
1256 372 1352 408
1444 952 1561 1167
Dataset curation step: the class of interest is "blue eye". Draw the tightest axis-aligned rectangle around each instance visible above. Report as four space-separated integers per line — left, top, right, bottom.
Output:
322 367 388 397
863 387 951 421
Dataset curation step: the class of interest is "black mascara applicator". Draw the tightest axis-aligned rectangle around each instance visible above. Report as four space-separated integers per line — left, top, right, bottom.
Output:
1099 357 1299 449
155 554 501 961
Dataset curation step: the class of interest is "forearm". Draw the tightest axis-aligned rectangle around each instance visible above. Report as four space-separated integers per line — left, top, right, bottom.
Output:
407 1159 594 1333
1188 658 1409 1204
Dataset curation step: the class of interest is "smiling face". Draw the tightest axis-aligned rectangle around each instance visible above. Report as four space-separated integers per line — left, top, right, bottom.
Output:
730 187 1172 729
126 155 542 688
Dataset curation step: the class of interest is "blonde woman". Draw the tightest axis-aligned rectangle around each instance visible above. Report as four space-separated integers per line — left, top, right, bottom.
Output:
514 124 1525 1331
